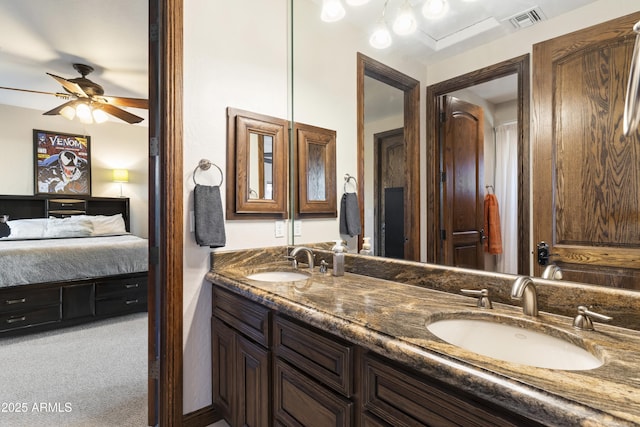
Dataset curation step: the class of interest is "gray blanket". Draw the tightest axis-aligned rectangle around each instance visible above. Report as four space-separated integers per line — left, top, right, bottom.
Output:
0 235 148 287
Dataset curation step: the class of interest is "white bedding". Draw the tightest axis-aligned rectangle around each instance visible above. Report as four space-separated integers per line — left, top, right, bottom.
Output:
0 235 148 287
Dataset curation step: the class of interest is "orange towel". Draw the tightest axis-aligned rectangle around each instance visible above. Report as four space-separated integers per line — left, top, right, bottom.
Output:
483 193 503 255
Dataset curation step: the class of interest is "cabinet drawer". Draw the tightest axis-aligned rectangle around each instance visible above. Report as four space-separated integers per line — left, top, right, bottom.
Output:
96 293 147 316
46 199 87 216
213 287 270 348
96 277 147 299
0 305 60 332
274 359 353 427
275 315 354 397
0 287 60 313
363 354 529 427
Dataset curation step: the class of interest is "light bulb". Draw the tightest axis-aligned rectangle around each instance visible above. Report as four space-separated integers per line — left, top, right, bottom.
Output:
59 105 76 120
369 22 392 49
422 0 449 19
321 0 346 22
92 108 109 124
76 103 93 124
346 0 370 5
393 2 417 36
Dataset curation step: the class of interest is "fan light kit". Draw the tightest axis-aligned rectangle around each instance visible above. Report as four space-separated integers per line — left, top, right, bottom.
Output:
321 0 458 49
0 63 148 124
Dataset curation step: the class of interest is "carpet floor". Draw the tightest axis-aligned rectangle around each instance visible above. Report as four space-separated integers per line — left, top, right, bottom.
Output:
0 313 147 427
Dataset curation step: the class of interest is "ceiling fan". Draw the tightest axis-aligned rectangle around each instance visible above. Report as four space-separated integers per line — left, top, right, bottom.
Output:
0 63 148 124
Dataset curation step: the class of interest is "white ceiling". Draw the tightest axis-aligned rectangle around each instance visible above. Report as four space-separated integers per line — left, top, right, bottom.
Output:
0 0 148 119
0 0 599 120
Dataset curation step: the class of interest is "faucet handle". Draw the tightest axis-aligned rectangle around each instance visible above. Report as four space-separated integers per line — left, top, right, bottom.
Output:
573 305 612 331
461 288 493 309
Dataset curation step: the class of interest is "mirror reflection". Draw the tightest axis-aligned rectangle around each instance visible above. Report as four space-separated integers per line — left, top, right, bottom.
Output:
307 142 326 201
249 132 274 200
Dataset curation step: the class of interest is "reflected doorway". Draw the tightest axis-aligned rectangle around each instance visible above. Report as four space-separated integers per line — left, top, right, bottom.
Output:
373 128 405 258
357 53 420 260
426 55 530 275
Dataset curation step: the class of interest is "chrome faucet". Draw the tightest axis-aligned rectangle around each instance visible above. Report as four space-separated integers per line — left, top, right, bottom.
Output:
541 264 563 280
511 276 538 317
289 246 315 271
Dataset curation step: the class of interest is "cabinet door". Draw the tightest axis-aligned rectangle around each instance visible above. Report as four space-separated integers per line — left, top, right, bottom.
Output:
236 333 271 427
274 359 353 427
212 318 235 424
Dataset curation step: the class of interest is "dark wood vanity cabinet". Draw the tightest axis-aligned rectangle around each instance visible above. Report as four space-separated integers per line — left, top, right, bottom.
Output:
211 286 539 427
212 287 272 427
273 315 355 427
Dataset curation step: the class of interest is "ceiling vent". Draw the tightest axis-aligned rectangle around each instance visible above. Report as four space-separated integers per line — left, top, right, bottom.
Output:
508 7 546 29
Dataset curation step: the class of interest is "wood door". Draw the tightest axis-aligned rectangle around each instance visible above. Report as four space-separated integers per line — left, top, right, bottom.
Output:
532 12 640 290
374 128 405 257
440 96 485 269
236 334 271 427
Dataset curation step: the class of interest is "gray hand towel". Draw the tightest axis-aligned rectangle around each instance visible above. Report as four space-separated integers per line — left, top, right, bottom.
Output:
339 193 361 237
194 184 226 248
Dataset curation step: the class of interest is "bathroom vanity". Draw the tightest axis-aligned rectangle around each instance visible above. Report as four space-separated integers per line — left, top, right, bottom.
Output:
206 246 640 427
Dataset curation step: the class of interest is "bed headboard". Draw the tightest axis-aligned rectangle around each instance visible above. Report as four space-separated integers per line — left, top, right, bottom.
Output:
0 195 131 232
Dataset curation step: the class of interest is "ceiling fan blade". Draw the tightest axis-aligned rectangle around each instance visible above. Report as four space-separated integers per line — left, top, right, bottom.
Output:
43 100 79 116
100 103 144 124
46 72 88 98
100 96 148 109
0 86 71 99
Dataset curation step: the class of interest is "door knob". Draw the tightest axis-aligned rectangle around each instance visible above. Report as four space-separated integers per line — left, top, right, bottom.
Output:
536 241 559 266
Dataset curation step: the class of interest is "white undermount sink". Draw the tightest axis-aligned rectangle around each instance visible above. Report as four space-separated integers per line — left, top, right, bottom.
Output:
427 318 603 370
245 271 310 282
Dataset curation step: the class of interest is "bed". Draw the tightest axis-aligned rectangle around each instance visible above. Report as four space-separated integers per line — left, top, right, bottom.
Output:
0 195 148 336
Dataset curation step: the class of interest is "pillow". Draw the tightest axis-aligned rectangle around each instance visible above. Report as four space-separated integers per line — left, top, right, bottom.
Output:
44 217 94 238
1 218 48 240
77 214 127 236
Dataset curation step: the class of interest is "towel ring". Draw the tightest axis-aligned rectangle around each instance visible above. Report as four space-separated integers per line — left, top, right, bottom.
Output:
344 174 357 193
193 159 224 186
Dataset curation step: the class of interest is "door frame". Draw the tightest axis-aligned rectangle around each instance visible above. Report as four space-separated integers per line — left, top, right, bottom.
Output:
426 55 530 274
357 53 420 260
150 0 184 424
374 127 404 257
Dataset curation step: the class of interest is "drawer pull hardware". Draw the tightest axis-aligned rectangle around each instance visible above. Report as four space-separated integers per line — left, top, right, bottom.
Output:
6 316 26 324
5 298 26 305
125 284 139 289
125 299 139 305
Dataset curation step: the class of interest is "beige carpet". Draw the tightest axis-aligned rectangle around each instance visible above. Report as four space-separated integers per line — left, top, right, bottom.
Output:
0 313 147 427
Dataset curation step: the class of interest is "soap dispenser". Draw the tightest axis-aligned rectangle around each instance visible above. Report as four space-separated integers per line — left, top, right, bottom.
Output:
359 237 373 255
331 239 345 277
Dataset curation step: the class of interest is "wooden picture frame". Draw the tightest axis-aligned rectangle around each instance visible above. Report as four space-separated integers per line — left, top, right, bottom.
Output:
226 108 289 219
34 129 91 196
295 122 337 218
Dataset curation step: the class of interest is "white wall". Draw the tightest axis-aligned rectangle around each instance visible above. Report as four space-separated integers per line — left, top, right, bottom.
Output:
0 104 148 237
182 0 290 413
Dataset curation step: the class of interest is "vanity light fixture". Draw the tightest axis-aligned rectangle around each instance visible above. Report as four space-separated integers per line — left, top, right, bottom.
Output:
392 0 417 36
422 0 449 19
370 19 393 49
321 0 346 22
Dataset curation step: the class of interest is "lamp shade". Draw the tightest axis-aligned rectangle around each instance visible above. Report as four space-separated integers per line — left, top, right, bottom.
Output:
112 169 129 183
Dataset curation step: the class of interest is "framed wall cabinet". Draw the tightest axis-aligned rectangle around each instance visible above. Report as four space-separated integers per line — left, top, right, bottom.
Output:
295 122 337 218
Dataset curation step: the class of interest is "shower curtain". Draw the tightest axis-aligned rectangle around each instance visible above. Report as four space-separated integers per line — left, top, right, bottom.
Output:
494 122 518 274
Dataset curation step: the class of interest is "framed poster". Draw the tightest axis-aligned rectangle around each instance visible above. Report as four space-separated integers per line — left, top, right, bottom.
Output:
34 129 91 196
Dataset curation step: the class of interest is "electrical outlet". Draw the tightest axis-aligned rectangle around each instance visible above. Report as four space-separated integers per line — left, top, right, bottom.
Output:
189 210 194 232
275 220 285 238
294 220 302 236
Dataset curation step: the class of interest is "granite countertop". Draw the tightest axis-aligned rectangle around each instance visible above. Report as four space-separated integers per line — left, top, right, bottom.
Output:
207 254 640 427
